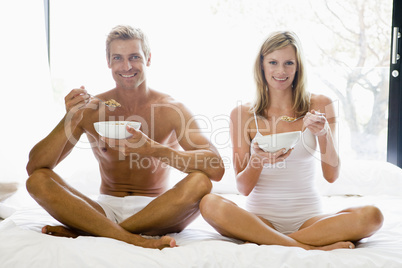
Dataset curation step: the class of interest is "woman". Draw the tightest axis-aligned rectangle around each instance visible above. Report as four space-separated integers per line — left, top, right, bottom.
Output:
200 31 383 250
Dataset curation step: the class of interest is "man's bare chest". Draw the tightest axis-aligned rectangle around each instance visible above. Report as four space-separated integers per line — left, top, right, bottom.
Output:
82 106 176 144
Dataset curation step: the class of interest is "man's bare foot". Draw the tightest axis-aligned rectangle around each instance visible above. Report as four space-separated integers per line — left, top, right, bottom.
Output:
42 225 176 249
42 225 80 238
135 235 176 250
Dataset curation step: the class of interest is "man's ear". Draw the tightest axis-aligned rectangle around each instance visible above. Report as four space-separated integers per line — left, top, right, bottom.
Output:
146 53 152 67
107 56 111 68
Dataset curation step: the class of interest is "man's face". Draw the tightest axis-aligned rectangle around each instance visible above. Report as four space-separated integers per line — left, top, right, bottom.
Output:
107 39 151 90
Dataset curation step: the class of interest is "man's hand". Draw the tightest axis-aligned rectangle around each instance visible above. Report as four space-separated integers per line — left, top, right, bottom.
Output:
64 86 99 124
102 125 156 156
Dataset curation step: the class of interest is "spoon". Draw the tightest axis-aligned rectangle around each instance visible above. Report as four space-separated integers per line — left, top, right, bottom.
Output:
279 112 325 123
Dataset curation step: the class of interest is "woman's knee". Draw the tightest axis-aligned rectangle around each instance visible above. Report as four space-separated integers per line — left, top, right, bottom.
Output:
358 205 384 234
200 193 218 217
364 205 384 227
200 194 229 221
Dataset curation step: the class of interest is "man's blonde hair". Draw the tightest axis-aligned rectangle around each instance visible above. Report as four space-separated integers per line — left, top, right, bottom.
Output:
106 25 150 62
251 31 309 117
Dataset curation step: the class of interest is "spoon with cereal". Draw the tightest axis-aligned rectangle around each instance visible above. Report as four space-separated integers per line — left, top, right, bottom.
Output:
104 99 121 107
280 112 325 123
89 94 121 108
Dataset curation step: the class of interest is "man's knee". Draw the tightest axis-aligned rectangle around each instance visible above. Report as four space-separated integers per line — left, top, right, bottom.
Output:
187 172 212 195
26 168 54 197
176 172 212 202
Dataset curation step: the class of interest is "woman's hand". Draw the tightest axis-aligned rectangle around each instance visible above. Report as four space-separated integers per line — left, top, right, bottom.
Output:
252 142 292 165
303 110 329 136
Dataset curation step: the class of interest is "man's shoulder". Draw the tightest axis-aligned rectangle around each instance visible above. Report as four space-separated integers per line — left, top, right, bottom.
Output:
150 89 174 103
149 89 189 112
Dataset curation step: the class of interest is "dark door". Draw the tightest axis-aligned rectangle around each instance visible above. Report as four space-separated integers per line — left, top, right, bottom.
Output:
387 0 402 168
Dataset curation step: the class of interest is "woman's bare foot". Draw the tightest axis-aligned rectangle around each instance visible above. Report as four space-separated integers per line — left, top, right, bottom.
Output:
311 241 355 251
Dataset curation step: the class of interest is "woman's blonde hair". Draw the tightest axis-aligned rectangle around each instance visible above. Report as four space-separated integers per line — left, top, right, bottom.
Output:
251 31 309 117
106 25 151 62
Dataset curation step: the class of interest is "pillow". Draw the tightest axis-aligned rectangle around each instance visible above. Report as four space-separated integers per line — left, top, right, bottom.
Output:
316 160 402 196
0 182 19 202
0 182 19 219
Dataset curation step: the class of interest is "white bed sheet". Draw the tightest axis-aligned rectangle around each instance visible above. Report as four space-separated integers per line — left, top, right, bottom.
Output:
1 191 402 268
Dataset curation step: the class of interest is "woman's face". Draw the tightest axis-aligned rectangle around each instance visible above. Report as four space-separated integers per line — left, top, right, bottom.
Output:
262 45 297 92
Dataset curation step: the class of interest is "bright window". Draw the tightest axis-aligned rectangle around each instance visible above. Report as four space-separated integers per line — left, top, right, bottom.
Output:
50 0 392 163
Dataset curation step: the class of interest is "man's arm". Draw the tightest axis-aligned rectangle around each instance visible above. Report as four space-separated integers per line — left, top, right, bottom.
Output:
149 138 225 182
26 115 83 175
26 87 89 175
169 102 224 181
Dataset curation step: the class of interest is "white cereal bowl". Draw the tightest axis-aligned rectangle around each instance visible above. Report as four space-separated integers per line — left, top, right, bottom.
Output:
254 131 301 153
93 121 141 139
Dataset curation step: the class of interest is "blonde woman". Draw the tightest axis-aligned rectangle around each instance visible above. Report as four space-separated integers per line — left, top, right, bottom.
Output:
200 31 383 250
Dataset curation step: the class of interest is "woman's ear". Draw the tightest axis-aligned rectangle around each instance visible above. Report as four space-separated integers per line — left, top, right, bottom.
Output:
260 55 264 70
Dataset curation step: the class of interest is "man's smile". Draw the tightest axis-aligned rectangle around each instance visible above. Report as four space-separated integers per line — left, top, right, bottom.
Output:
120 73 137 78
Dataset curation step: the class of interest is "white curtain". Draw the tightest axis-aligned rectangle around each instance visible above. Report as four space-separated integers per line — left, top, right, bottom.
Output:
0 0 62 183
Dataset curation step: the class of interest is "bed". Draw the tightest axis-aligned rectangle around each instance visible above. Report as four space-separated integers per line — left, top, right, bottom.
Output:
1 159 402 267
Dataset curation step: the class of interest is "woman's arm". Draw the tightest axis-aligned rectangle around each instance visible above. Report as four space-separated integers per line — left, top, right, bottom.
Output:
305 94 340 183
230 105 290 196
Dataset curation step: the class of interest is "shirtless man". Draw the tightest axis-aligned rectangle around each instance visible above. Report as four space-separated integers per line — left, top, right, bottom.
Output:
26 25 224 249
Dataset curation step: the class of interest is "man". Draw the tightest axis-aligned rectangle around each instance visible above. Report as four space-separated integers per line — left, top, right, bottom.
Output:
26 25 224 249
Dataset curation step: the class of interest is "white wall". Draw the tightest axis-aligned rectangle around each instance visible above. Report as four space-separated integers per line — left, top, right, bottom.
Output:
0 0 63 183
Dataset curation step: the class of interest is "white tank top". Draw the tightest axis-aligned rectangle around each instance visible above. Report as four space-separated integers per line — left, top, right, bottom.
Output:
246 113 322 220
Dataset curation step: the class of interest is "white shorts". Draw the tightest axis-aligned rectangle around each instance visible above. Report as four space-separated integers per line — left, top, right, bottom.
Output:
97 194 156 224
265 216 314 235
